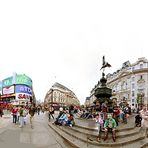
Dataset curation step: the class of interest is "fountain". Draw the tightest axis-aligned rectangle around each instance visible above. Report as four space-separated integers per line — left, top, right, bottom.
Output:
94 56 113 113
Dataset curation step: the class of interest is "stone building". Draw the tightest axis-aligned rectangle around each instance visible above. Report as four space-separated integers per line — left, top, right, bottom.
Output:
85 57 148 109
44 82 80 109
84 97 91 107
107 57 148 109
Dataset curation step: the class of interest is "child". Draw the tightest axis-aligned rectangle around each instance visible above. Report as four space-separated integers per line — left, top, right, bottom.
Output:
95 113 104 142
104 113 117 142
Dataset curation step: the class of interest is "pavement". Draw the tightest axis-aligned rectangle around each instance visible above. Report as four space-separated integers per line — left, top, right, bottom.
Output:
0 111 141 148
48 113 148 148
0 112 71 148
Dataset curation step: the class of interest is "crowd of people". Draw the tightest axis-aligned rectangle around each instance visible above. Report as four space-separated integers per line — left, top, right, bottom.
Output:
0 104 40 128
48 105 75 127
1 102 148 143
11 105 36 128
78 102 131 125
57 102 147 142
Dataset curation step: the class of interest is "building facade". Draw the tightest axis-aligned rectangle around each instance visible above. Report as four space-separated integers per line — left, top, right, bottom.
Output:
0 73 35 107
44 82 80 109
85 57 148 109
107 57 148 109
84 97 91 107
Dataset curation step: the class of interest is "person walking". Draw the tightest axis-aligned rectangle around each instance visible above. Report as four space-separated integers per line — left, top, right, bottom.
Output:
0 107 3 117
12 106 18 124
19 106 25 128
48 105 54 121
29 106 36 128
37 106 40 115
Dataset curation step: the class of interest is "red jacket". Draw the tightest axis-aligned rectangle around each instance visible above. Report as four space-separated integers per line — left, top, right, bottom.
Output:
12 108 18 115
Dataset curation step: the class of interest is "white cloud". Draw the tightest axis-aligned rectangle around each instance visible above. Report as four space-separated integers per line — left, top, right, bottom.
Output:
0 0 148 104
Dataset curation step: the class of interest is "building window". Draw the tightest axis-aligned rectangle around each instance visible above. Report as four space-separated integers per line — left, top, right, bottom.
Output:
54 92 57 99
132 84 135 89
140 64 143 69
132 99 135 102
132 67 135 70
54 98 56 102
126 83 128 89
132 91 135 97
132 77 135 82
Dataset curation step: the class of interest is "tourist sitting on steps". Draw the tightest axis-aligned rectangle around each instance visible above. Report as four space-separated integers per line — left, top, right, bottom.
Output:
54 110 68 126
104 113 117 142
65 113 74 127
140 105 148 128
123 104 131 124
95 112 104 142
135 112 142 127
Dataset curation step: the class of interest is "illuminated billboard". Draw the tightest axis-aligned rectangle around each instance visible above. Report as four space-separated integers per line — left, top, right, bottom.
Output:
3 86 15 95
15 85 32 95
2 77 13 87
2 74 32 87
16 74 32 86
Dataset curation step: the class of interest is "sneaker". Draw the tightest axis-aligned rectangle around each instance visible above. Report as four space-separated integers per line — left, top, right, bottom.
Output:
96 138 101 142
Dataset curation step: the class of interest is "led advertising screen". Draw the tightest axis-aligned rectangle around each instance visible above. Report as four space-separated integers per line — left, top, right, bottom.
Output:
15 85 32 95
2 74 32 87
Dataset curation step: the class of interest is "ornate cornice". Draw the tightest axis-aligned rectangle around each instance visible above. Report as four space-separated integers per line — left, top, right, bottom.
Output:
107 68 148 84
131 58 148 66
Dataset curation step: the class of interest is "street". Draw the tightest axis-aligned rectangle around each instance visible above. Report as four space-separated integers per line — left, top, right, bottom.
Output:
0 112 71 148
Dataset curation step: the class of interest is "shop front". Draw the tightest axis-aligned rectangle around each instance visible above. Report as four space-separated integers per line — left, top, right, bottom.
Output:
1 85 15 106
0 94 15 108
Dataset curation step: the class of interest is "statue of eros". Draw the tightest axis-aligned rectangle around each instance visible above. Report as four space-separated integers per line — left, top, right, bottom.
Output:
100 56 111 75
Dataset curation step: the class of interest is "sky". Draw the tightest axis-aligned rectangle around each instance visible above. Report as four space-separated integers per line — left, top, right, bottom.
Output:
0 0 148 104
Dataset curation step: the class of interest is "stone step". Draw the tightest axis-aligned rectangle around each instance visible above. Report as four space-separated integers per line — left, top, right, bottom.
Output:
71 125 141 139
75 118 135 132
48 122 93 148
75 123 135 132
49 123 146 147
140 138 148 148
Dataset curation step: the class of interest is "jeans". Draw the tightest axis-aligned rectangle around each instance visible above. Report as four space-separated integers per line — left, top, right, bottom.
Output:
13 115 17 123
20 116 24 127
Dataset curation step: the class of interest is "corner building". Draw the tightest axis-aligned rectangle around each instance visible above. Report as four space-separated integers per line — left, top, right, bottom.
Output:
107 57 148 109
44 82 80 110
